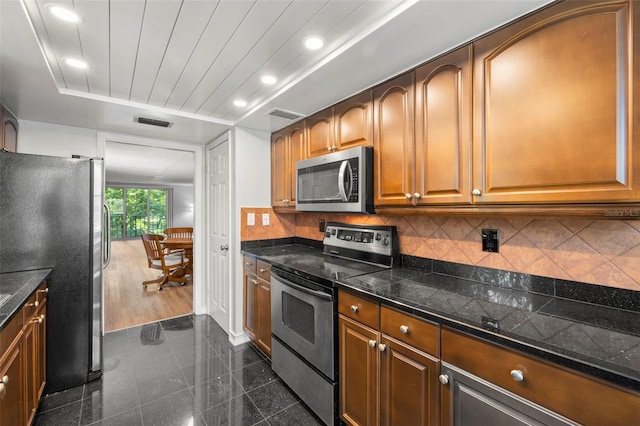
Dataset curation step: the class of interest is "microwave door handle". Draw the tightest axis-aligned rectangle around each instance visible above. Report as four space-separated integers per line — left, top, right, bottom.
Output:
337 160 351 201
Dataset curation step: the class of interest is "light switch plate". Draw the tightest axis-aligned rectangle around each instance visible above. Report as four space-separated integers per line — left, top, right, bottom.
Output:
247 213 255 226
262 213 270 226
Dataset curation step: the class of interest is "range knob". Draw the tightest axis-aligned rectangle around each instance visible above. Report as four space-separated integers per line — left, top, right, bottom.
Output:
375 233 381 241
325 231 331 238
382 237 389 246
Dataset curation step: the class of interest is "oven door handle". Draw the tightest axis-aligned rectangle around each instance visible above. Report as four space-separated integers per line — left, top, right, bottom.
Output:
273 273 333 301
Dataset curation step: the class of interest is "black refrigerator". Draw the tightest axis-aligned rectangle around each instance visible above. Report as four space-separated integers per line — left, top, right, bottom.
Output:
0 150 106 393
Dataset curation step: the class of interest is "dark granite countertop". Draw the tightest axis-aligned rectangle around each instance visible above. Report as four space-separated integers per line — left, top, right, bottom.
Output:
0 269 52 331
242 241 640 391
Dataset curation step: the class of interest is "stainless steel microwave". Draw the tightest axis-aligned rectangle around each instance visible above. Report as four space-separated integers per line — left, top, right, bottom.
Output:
296 146 373 213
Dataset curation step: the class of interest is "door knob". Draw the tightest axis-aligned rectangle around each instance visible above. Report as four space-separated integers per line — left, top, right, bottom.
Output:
221 244 229 251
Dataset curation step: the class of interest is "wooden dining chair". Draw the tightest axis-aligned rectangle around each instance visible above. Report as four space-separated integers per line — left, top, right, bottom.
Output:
140 233 188 290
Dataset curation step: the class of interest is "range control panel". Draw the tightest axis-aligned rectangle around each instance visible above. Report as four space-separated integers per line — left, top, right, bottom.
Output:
322 222 398 259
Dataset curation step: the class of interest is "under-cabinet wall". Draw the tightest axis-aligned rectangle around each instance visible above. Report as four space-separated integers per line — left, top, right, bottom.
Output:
240 207 640 292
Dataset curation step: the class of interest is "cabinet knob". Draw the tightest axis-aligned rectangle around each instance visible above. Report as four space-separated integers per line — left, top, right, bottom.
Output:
259 268 267 273
510 369 524 382
472 188 482 196
405 193 412 200
368 340 376 348
38 288 49 294
327 147 332 152
350 305 358 313
252 279 259 285
1 375 8 384
413 193 421 199
379 344 387 352
245 262 252 266
29 300 39 308
32 314 44 324
399 325 409 334
438 374 450 385
0 375 8 398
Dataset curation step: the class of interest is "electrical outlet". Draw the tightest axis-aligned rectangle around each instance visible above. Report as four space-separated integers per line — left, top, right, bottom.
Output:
262 213 270 226
482 229 499 252
319 219 325 232
247 213 255 226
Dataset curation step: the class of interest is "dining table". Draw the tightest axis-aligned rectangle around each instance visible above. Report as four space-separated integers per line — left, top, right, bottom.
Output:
162 237 193 277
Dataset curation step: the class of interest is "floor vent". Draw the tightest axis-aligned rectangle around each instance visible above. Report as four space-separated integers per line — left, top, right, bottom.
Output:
267 108 305 121
135 117 173 128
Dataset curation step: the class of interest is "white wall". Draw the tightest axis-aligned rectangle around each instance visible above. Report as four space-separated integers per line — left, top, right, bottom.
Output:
229 127 271 342
172 185 194 227
18 120 99 157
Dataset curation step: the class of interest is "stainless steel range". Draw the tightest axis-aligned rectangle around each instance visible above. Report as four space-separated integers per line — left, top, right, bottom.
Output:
269 222 399 425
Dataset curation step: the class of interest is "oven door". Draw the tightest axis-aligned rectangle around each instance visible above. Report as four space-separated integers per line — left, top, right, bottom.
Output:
271 269 336 380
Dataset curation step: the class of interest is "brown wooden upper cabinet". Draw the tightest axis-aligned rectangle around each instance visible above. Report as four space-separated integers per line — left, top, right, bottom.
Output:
1 104 18 153
472 0 640 204
373 72 415 206
413 45 473 206
307 91 374 158
271 123 305 208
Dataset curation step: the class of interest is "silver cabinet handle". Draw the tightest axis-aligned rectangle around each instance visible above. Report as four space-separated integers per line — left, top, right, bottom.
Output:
405 193 412 200
350 305 358 313
399 325 409 334
472 188 482 196
368 340 376 348
379 344 387 352
510 370 524 382
438 374 450 385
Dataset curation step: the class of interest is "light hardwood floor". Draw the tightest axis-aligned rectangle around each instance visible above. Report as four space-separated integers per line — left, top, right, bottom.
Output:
104 239 193 332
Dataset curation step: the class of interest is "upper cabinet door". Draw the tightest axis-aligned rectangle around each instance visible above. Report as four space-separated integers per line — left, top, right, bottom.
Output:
415 45 472 205
373 73 415 206
288 126 305 205
472 0 640 204
306 107 334 158
334 91 373 151
271 131 289 207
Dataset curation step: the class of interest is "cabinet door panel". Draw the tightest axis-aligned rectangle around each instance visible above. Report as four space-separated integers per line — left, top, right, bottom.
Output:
339 315 379 426
271 132 288 206
379 336 438 426
373 73 415 206
473 1 639 203
289 127 305 205
243 272 257 338
0 341 24 426
307 108 334 158
256 279 271 357
335 91 373 151
415 46 472 205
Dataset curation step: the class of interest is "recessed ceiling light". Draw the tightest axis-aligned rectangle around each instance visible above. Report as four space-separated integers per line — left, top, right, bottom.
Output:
261 75 277 85
48 5 81 23
64 58 88 69
233 99 247 107
304 36 324 50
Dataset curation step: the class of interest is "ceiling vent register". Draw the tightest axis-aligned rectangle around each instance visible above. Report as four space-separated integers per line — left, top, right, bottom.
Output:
134 117 173 128
267 108 305 121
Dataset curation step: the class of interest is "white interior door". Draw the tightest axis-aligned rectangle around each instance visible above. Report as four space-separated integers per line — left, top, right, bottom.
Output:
206 138 230 332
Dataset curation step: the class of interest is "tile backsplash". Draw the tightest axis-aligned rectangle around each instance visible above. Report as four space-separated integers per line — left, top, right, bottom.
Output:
240 208 640 292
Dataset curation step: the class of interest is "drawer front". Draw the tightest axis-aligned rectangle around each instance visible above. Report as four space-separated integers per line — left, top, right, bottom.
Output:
380 306 439 356
441 328 640 426
243 255 257 274
338 291 379 329
256 260 271 281
22 292 38 323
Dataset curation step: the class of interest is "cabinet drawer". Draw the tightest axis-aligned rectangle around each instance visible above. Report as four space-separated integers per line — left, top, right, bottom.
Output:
22 292 39 323
243 255 257 274
441 328 640 426
338 291 379 329
256 261 271 281
380 306 438 356
35 281 48 304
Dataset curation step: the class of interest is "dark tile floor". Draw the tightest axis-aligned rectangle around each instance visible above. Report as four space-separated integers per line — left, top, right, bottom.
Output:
35 314 324 426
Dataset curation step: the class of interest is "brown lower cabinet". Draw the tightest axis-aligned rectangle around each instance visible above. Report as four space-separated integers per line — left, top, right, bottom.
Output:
242 255 271 357
339 291 439 426
0 280 47 426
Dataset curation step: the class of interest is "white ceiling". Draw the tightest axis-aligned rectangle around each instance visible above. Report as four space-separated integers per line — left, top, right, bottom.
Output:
0 0 553 184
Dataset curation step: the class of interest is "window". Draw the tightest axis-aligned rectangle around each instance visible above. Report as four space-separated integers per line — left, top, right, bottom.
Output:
105 187 170 239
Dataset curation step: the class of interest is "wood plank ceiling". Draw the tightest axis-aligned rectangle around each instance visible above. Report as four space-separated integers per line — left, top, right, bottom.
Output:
21 0 404 125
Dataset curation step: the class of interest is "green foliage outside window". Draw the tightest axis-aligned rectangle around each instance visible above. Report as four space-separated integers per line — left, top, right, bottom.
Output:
105 187 168 239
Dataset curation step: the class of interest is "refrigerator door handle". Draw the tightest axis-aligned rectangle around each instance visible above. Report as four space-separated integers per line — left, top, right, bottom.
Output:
103 203 111 268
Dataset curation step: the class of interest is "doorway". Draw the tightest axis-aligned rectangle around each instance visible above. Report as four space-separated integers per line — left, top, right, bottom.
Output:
99 137 200 332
